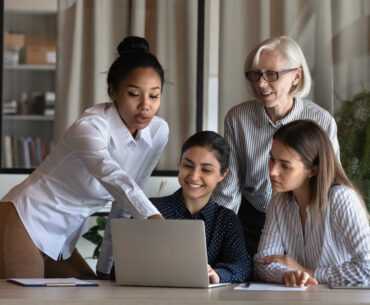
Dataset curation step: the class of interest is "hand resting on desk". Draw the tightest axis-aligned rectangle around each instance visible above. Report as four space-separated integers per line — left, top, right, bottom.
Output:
283 270 318 287
262 254 317 287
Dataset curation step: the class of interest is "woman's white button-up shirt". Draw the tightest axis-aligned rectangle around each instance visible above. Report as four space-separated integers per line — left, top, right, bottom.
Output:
2 102 169 260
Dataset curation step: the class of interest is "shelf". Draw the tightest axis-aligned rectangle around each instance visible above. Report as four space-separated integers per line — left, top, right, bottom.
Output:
2 0 58 171
4 64 56 71
4 0 57 14
4 9 57 15
3 115 54 121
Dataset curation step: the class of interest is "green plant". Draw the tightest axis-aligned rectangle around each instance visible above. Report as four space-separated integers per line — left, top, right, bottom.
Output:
82 216 107 259
335 87 370 213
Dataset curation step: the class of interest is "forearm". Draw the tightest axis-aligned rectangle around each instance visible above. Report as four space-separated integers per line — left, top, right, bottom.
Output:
314 258 370 284
96 217 114 274
70 120 160 219
213 267 234 283
254 259 293 283
213 257 251 283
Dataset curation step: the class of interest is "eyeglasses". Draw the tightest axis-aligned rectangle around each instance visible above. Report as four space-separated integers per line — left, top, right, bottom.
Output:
245 68 298 82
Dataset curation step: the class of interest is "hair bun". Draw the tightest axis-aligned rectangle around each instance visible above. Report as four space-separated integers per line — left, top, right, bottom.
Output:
117 36 150 56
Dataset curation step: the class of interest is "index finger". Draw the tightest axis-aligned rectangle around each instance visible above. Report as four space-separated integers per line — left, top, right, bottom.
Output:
298 272 309 287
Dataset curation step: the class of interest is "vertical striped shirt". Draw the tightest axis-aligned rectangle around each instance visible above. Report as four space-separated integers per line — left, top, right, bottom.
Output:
213 98 339 213
254 185 370 285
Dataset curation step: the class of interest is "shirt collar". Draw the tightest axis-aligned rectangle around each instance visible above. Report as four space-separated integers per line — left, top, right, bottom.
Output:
279 97 303 124
197 197 217 222
257 97 303 128
135 124 153 147
258 104 272 128
173 189 217 224
106 103 153 148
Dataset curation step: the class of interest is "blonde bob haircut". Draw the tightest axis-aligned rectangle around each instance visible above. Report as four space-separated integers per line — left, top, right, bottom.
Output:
244 36 311 99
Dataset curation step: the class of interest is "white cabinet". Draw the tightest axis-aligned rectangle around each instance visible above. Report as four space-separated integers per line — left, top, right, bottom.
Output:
2 0 57 169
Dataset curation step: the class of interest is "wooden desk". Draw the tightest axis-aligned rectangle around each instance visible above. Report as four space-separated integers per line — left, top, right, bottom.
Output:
0 280 369 305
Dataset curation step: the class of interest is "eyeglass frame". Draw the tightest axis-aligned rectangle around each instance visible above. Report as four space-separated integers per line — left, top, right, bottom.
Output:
245 68 299 82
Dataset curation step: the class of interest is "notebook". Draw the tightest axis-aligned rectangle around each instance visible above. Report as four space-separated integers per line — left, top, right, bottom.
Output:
8 277 98 287
111 219 230 288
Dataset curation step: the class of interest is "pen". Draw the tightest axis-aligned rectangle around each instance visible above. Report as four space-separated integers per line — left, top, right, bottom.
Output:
46 282 76 287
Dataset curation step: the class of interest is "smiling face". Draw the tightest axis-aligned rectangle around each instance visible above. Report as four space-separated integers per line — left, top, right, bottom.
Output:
109 67 162 136
178 146 227 206
252 50 302 113
269 139 313 197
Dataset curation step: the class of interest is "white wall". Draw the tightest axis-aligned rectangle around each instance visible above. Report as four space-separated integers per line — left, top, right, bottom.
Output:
0 174 28 198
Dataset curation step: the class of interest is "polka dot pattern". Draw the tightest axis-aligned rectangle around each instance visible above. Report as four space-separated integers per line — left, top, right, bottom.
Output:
150 189 251 283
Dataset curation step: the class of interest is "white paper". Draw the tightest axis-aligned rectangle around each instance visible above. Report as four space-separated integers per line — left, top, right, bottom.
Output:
234 283 309 291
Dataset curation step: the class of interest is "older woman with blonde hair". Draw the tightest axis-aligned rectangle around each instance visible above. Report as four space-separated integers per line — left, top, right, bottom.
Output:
213 36 340 257
255 120 370 287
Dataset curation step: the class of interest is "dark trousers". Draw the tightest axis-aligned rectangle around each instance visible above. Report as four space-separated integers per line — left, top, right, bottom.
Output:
238 196 266 259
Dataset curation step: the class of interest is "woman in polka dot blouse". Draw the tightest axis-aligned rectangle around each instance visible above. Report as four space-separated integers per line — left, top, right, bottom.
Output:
149 131 251 283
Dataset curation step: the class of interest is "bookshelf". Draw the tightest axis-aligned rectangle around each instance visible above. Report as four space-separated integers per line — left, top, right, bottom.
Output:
1 0 57 170
4 64 56 71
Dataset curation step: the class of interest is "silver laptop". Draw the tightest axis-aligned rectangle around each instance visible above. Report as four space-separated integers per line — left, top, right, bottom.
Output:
111 219 230 288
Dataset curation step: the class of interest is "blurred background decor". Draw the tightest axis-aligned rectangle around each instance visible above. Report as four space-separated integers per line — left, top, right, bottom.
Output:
336 87 370 213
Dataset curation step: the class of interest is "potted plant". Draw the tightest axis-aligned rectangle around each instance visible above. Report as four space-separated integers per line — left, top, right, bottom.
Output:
335 87 370 214
83 216 107 259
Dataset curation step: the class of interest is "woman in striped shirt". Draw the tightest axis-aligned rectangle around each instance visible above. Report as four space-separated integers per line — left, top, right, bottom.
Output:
212 36 339 258
254 120 370 287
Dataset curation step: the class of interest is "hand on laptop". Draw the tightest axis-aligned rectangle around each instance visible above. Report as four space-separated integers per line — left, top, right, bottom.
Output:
208 264 220 284
147 214 164 220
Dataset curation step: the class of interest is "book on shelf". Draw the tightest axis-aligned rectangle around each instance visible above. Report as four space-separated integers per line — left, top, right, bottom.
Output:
12 135 19 167
35 138 42 166
16 136 25 168
2 135 13 168
2 135 51 169
23 137 34 168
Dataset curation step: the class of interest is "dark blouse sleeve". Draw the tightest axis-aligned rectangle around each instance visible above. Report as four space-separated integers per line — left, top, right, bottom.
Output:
149 193 178 219
212 209 251 283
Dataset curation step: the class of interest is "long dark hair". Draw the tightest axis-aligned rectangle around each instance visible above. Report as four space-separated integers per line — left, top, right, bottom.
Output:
273 120 367 218
107 36 164 94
